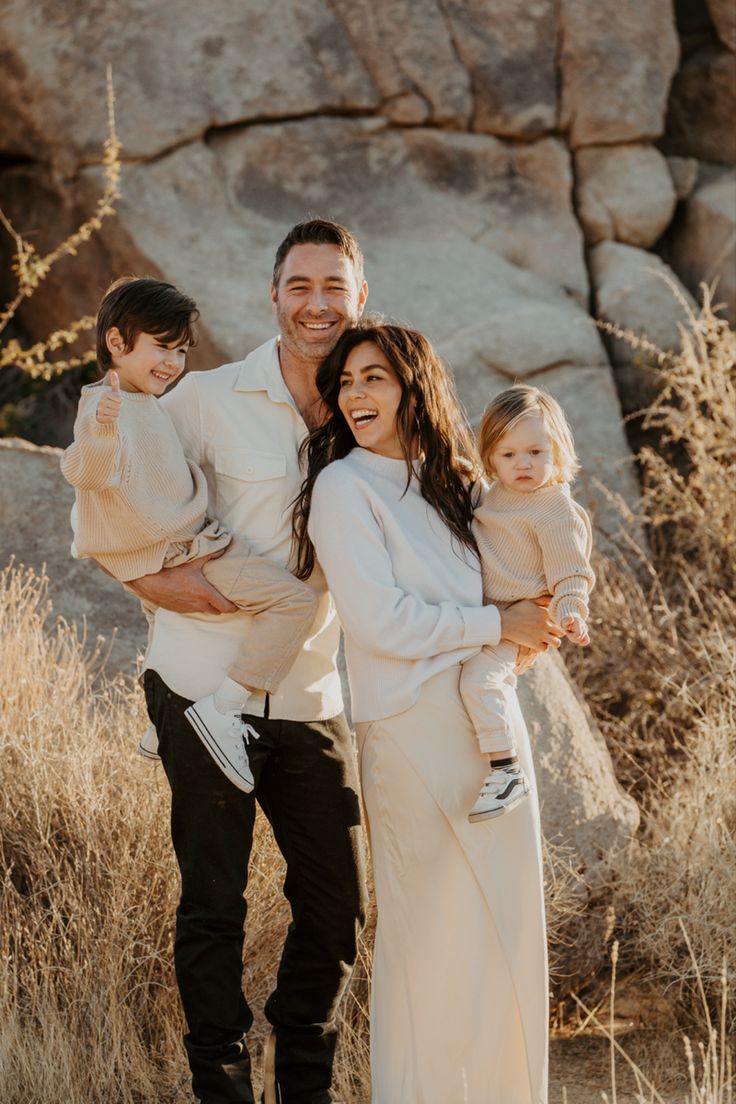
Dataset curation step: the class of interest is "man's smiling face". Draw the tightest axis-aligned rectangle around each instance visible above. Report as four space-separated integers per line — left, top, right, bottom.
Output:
271 243 368 365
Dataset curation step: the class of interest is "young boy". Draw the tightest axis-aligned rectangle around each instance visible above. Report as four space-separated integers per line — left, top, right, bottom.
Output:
460 384 595 822
61 276 319 793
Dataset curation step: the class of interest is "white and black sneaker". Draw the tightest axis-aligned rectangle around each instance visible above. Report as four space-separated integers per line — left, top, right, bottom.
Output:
184 695 260 793
468 764 530 822
137 723 160 761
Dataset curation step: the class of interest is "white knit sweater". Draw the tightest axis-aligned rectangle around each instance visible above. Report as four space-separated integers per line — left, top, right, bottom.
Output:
473 481 594 625
308 448 501 723
60 383 230 581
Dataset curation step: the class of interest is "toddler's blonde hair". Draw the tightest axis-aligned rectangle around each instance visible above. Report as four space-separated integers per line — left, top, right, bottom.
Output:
478 384 580 484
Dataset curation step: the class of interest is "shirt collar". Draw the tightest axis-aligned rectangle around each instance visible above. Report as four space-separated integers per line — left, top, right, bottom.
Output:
234 337 298 412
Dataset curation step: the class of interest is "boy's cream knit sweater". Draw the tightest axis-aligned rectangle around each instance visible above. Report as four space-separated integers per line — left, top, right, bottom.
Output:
473 481 594 625
60 383 230 581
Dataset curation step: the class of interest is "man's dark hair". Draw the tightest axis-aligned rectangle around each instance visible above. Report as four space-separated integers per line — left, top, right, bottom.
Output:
96 276 199 371
272 218 364 287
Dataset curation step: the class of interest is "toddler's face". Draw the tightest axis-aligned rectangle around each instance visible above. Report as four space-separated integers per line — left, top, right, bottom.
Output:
107 330 188 395
490 414 556 493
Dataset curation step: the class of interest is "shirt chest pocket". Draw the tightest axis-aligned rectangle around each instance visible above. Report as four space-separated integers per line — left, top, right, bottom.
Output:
214 448 288 541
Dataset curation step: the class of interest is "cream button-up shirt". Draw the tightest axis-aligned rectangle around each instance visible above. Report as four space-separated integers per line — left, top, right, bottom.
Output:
144 337 344 721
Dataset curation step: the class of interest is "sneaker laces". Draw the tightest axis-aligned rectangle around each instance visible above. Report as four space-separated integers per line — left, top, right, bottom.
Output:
481 766 519 794
223 713 259 743
242 723 261 746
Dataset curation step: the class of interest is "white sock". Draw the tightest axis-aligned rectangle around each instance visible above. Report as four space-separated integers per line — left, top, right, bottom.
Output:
213 677 252 715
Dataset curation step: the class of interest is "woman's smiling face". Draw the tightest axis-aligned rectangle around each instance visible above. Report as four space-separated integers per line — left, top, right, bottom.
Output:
337 341 406 459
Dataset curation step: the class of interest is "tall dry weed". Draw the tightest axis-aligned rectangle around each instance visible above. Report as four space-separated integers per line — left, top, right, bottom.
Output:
0 68 121 382
568 287 736 1034
0 563 182 1103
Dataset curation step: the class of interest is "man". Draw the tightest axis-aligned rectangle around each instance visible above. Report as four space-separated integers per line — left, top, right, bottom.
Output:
130 220 369 1104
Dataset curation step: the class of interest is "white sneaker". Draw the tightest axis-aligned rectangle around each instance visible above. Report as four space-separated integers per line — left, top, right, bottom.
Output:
137 723 160 761
468 764 530 822
184 695 260 793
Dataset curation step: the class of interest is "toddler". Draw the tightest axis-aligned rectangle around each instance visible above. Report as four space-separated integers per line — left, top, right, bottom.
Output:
61 277 319 793
461 384 595 822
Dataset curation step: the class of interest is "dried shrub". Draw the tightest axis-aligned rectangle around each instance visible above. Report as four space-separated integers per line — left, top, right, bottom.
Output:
568 286 736 1032
0 68 121 382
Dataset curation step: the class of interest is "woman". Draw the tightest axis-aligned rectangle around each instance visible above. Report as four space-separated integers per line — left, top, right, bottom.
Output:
294 323 557 1103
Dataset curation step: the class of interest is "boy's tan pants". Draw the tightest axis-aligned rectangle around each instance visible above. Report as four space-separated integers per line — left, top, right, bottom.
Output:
140 535 319 694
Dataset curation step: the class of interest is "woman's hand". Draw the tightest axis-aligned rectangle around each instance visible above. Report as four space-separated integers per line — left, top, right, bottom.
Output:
499 596 564 651
127 549 238 614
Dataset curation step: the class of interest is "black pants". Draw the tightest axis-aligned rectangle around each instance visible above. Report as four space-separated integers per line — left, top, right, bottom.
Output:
143 670 367 1104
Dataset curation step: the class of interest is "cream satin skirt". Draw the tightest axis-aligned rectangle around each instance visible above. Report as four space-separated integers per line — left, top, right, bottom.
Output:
356 665 548 1104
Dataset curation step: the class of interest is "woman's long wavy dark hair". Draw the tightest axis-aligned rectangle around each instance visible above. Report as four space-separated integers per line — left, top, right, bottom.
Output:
292 321 483 579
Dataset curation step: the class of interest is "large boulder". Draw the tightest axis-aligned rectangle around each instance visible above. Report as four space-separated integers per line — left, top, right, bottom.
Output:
575 144 677 248
667 155 700 201
327 0 559 137
439 0 557 137
0 0 378 170
668 165 736 325
309 0 472 128
664 42 736 165
519 650 640 874
0 0 680 162
706 0 736 53
590 242 698 413
559 0 679 147
0 119 588 336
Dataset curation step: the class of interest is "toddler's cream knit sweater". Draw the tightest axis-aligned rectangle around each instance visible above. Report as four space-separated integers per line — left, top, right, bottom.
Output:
473 481 594 625
60 383 230 581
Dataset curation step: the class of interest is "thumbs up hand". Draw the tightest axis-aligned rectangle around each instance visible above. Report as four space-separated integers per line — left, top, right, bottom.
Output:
96 370 123 424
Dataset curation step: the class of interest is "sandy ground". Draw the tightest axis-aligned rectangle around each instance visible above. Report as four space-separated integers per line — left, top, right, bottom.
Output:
549 1035 689 1104
192 1035 690 1104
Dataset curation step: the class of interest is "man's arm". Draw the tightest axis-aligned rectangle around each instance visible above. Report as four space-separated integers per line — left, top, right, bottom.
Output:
126 548 238 615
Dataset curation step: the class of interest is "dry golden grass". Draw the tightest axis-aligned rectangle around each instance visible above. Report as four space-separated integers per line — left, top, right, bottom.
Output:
567 287 736 1044
0 562 376 1102
0 564 182 1103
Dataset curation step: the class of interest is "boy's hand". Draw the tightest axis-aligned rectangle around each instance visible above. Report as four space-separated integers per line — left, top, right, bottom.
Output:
561 615 590 646
514 645 540 676
96 370 123 424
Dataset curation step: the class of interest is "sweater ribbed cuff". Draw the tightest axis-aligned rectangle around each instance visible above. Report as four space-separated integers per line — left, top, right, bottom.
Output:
553 595 589 625
460 604 502 649
90 418 118 438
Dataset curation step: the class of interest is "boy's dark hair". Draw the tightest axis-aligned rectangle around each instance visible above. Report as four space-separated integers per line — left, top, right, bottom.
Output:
272 218 364 287
96 276 199 372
